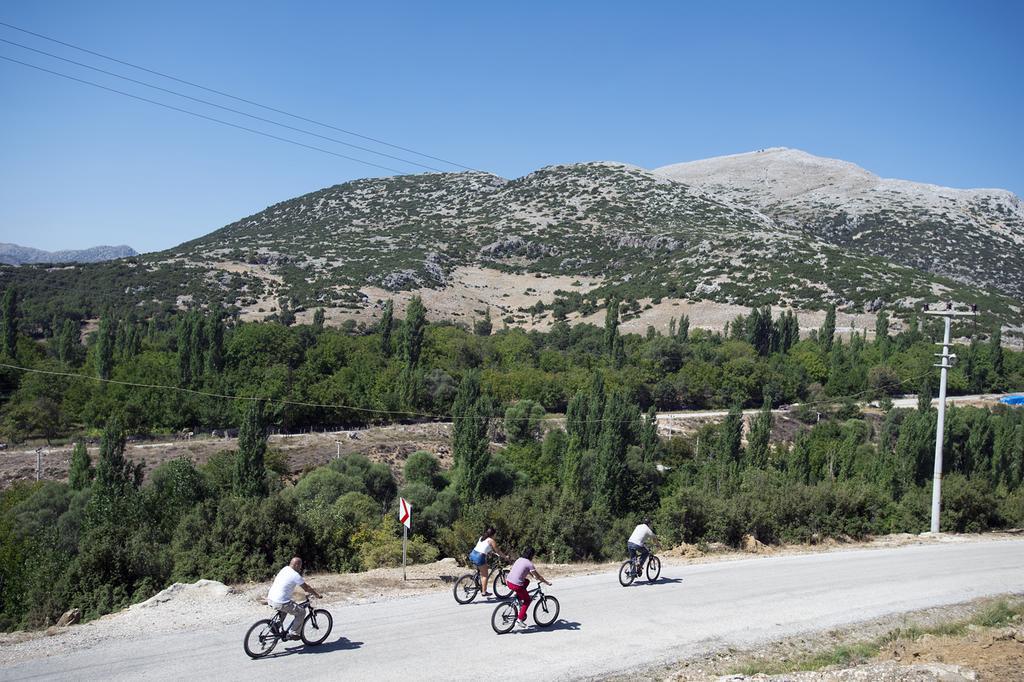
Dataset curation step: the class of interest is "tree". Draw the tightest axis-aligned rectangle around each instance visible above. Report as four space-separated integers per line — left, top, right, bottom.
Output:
584 372 606 450
874 310 890 356
205 315 225 375
56 319 80 367
234 402 269 497
451 371 490 504
504 399 545 444
312 307 325 330
720 404 743 464
747 396 773 469
989 327 1004 388
604 297 620 357
474 308 492 337
639 406 660 462
401 297 426 368
594 390 637 515
747 306 774 356
820 304 836 353
379 299 394 357
917 377 933 413
68 441 93 490
1 287 17 358
95 313 116 380
677 314 690 342
94 416 141 492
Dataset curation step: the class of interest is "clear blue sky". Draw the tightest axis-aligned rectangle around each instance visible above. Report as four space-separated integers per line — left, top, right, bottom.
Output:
1 1 1022 253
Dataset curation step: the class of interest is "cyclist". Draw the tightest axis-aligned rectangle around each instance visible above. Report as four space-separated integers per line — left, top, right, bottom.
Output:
468 527 508 596
506 546 551 628
266 556 322 640
627 518 656 574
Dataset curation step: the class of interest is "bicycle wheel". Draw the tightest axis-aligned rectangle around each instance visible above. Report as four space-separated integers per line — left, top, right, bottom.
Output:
492 569 512 599
491 601 518 634
618 560 636 587
243 619 279 659
301 608 333 645
532 595 560 627
453 573 480 604
646 555 662 582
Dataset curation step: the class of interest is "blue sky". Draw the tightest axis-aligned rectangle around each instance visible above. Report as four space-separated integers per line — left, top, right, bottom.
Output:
1 1 1022 253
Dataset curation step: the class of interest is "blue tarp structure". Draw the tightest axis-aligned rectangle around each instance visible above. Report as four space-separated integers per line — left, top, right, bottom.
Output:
1000 395 1024 406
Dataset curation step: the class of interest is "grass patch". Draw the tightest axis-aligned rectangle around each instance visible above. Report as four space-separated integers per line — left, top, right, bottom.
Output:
729 598 1024 676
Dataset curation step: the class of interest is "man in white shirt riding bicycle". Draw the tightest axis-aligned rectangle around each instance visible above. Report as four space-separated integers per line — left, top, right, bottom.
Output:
267 556 322 640
627 518 656 573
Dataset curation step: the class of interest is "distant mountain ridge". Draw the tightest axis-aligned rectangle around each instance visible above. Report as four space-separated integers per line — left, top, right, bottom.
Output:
0 243 137 265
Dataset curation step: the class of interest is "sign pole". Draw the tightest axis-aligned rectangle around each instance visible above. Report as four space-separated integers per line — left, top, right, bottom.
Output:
403 524 407 581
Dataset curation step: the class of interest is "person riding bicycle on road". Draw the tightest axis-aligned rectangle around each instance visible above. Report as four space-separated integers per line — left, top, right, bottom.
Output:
468 527 509 596
628 518 656 573
506 546 551 628
266 556 322 640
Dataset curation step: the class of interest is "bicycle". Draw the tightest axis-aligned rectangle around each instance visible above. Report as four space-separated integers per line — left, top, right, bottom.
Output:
618 548 661 586
490 582 560 634
243 598 333 659
453 555 512 604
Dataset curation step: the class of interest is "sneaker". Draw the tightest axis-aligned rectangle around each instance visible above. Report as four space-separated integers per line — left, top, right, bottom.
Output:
480 592 491 597
515 619 529 629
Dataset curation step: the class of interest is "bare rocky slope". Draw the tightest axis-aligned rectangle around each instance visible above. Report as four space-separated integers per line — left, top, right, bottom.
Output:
655 148 1024 300
2 152 1021 339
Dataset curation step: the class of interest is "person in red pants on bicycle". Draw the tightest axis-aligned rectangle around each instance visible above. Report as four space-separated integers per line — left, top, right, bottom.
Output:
505 546 552 628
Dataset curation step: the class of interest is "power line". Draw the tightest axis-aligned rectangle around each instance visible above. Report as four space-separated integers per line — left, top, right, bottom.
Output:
0 54 409 175
0 20 481 173
0 37 448 173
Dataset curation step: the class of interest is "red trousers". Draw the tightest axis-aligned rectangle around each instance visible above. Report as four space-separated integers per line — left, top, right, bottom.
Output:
508 582 531 621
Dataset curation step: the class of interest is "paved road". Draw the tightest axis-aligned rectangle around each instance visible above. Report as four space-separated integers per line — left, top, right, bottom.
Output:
4 539 1024 681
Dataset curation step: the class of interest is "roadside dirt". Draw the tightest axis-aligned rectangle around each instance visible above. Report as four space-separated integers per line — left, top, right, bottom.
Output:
0 422 454 490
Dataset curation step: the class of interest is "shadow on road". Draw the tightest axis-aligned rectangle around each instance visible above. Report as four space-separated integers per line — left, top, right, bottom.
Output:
518 619 581 634
643 577 684 586
268 636 364 658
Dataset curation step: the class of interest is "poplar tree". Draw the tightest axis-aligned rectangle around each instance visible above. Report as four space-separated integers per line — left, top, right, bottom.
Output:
0 287 16 358
747 397 773 469
234 402 268 497
379 299 394 357
604 297 620 357
96 314 116 380
68 441 93 490
452 371 490 504
820 304 836 353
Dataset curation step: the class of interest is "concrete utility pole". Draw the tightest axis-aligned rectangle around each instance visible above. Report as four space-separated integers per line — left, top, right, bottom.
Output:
35 447 42 481
922 304 978 533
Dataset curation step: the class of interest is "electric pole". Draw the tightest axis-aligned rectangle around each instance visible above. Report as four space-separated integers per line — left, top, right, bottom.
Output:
922 303 978 533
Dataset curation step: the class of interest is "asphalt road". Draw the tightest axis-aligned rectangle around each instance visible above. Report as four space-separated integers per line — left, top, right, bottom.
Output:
4 539 1024 681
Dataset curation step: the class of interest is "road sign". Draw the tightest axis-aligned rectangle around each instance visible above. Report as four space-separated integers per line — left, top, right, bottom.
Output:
399 497 411 528
399 497 412 580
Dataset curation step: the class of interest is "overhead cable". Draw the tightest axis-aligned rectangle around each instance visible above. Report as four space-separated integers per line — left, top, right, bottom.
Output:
0 54 409 175
0 20 481 172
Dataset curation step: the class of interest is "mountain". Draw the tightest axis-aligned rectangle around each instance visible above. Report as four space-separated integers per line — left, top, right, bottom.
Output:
0 154 1020 342
0 243 137 266
655 148 1024 299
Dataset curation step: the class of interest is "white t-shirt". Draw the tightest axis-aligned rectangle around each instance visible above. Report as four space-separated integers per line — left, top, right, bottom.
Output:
628 524 654 547
267 566 304 604
474 537 494 555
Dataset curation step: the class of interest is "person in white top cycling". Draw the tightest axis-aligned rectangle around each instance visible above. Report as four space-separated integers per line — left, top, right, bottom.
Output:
627 518 656 573
468 527 509 596
266 556 322 640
